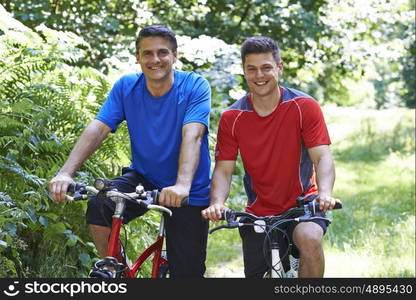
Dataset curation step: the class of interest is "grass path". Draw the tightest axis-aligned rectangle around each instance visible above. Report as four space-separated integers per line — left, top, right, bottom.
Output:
206 252 245 278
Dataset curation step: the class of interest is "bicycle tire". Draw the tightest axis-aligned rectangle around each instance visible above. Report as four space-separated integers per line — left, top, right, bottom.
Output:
157 265 169 278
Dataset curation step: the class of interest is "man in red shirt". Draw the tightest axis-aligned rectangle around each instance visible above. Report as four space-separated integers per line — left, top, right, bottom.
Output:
202 36 341 278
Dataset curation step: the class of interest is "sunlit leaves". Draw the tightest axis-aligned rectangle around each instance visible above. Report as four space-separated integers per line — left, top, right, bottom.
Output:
0 9 128 276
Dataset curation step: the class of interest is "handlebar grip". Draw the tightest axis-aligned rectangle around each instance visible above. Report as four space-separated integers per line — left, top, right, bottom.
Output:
219 209 233 221
220 210 226 220
152 190 189 207
311 200 343 212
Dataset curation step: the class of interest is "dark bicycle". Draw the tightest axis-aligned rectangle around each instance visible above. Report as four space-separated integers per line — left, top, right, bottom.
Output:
209 197 342 278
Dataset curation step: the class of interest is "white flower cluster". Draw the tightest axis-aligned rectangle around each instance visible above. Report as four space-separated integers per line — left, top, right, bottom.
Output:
177 34 243 99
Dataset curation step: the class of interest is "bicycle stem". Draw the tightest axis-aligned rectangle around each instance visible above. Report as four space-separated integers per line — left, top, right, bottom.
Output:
112 196 126 218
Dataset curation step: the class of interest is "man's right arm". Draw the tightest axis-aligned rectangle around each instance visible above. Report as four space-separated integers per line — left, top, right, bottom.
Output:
201 160 236 221
49 119 111 203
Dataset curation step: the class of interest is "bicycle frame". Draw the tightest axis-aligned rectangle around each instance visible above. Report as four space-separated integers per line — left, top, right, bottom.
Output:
270 242 284 278
133 218 167 278
269 227 298 278
106 196 168 278
252 219 296 278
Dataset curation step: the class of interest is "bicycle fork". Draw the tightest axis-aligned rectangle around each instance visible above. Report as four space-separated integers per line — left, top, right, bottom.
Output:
90 196 131 278
106 195 125 254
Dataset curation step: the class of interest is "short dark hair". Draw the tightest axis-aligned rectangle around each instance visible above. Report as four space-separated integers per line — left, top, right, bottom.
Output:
135 25 178 54
241 36 281 65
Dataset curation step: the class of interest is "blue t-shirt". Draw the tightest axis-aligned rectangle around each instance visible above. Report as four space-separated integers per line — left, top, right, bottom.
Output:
96 70 211 206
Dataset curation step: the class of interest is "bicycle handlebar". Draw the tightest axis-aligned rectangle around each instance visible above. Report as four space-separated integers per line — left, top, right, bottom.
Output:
65 178 190 216
209 199 342 234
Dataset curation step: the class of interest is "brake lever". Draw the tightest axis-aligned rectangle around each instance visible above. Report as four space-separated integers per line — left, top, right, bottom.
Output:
297 203 313 221
209 219 239 234
143 191 156 205
298 201 332 224
68 186 88 201
72 192 88 201
209 224 232 234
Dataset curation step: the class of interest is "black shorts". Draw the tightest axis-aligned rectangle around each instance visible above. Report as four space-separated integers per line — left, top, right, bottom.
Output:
86 167 151 226
85 167 209 278
238 216 329 278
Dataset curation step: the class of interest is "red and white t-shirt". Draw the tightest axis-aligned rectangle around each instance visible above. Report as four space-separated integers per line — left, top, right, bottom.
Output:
215 86 331 216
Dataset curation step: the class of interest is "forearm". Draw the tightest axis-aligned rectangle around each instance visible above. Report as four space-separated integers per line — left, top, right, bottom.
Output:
314 154 335 196
58 120 110 176
175 132 201 189
201 160 235 220
210 170 232 206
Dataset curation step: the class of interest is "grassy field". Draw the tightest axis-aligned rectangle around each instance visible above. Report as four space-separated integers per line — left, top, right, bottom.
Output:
206 106 415 278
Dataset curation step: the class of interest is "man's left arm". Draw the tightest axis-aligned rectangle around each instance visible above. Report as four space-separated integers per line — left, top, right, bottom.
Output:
308 145 341 212
158 122 205 207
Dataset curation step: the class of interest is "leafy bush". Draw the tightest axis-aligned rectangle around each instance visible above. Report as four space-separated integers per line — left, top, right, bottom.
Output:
0 7 149 277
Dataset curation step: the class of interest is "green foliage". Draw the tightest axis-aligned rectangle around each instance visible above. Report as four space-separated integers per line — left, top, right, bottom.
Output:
0 8 137 277
399 37 416 108
1 0 138 71
2 0 331 78
2 1 414 108
145 0 330 79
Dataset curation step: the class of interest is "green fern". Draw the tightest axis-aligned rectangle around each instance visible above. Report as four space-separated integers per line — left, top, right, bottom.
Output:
0 9 156 277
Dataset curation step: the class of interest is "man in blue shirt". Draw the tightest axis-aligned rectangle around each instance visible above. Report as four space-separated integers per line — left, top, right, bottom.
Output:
49 25 211 277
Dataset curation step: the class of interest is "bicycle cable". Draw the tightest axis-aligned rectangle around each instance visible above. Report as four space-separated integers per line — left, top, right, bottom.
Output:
263 220 292 277
235 220 290 278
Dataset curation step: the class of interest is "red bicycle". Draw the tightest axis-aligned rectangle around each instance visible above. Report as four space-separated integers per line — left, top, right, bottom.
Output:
66 178 180 278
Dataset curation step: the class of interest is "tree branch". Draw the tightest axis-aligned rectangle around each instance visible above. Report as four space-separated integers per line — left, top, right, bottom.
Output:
237 1 252 28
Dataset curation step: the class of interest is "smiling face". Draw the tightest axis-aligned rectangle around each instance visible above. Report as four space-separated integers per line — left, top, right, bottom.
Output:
136 36 177 84
243 52 283 99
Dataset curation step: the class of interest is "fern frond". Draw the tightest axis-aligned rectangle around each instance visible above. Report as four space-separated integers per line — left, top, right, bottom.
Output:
0 157 46 186
0 192 14 207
